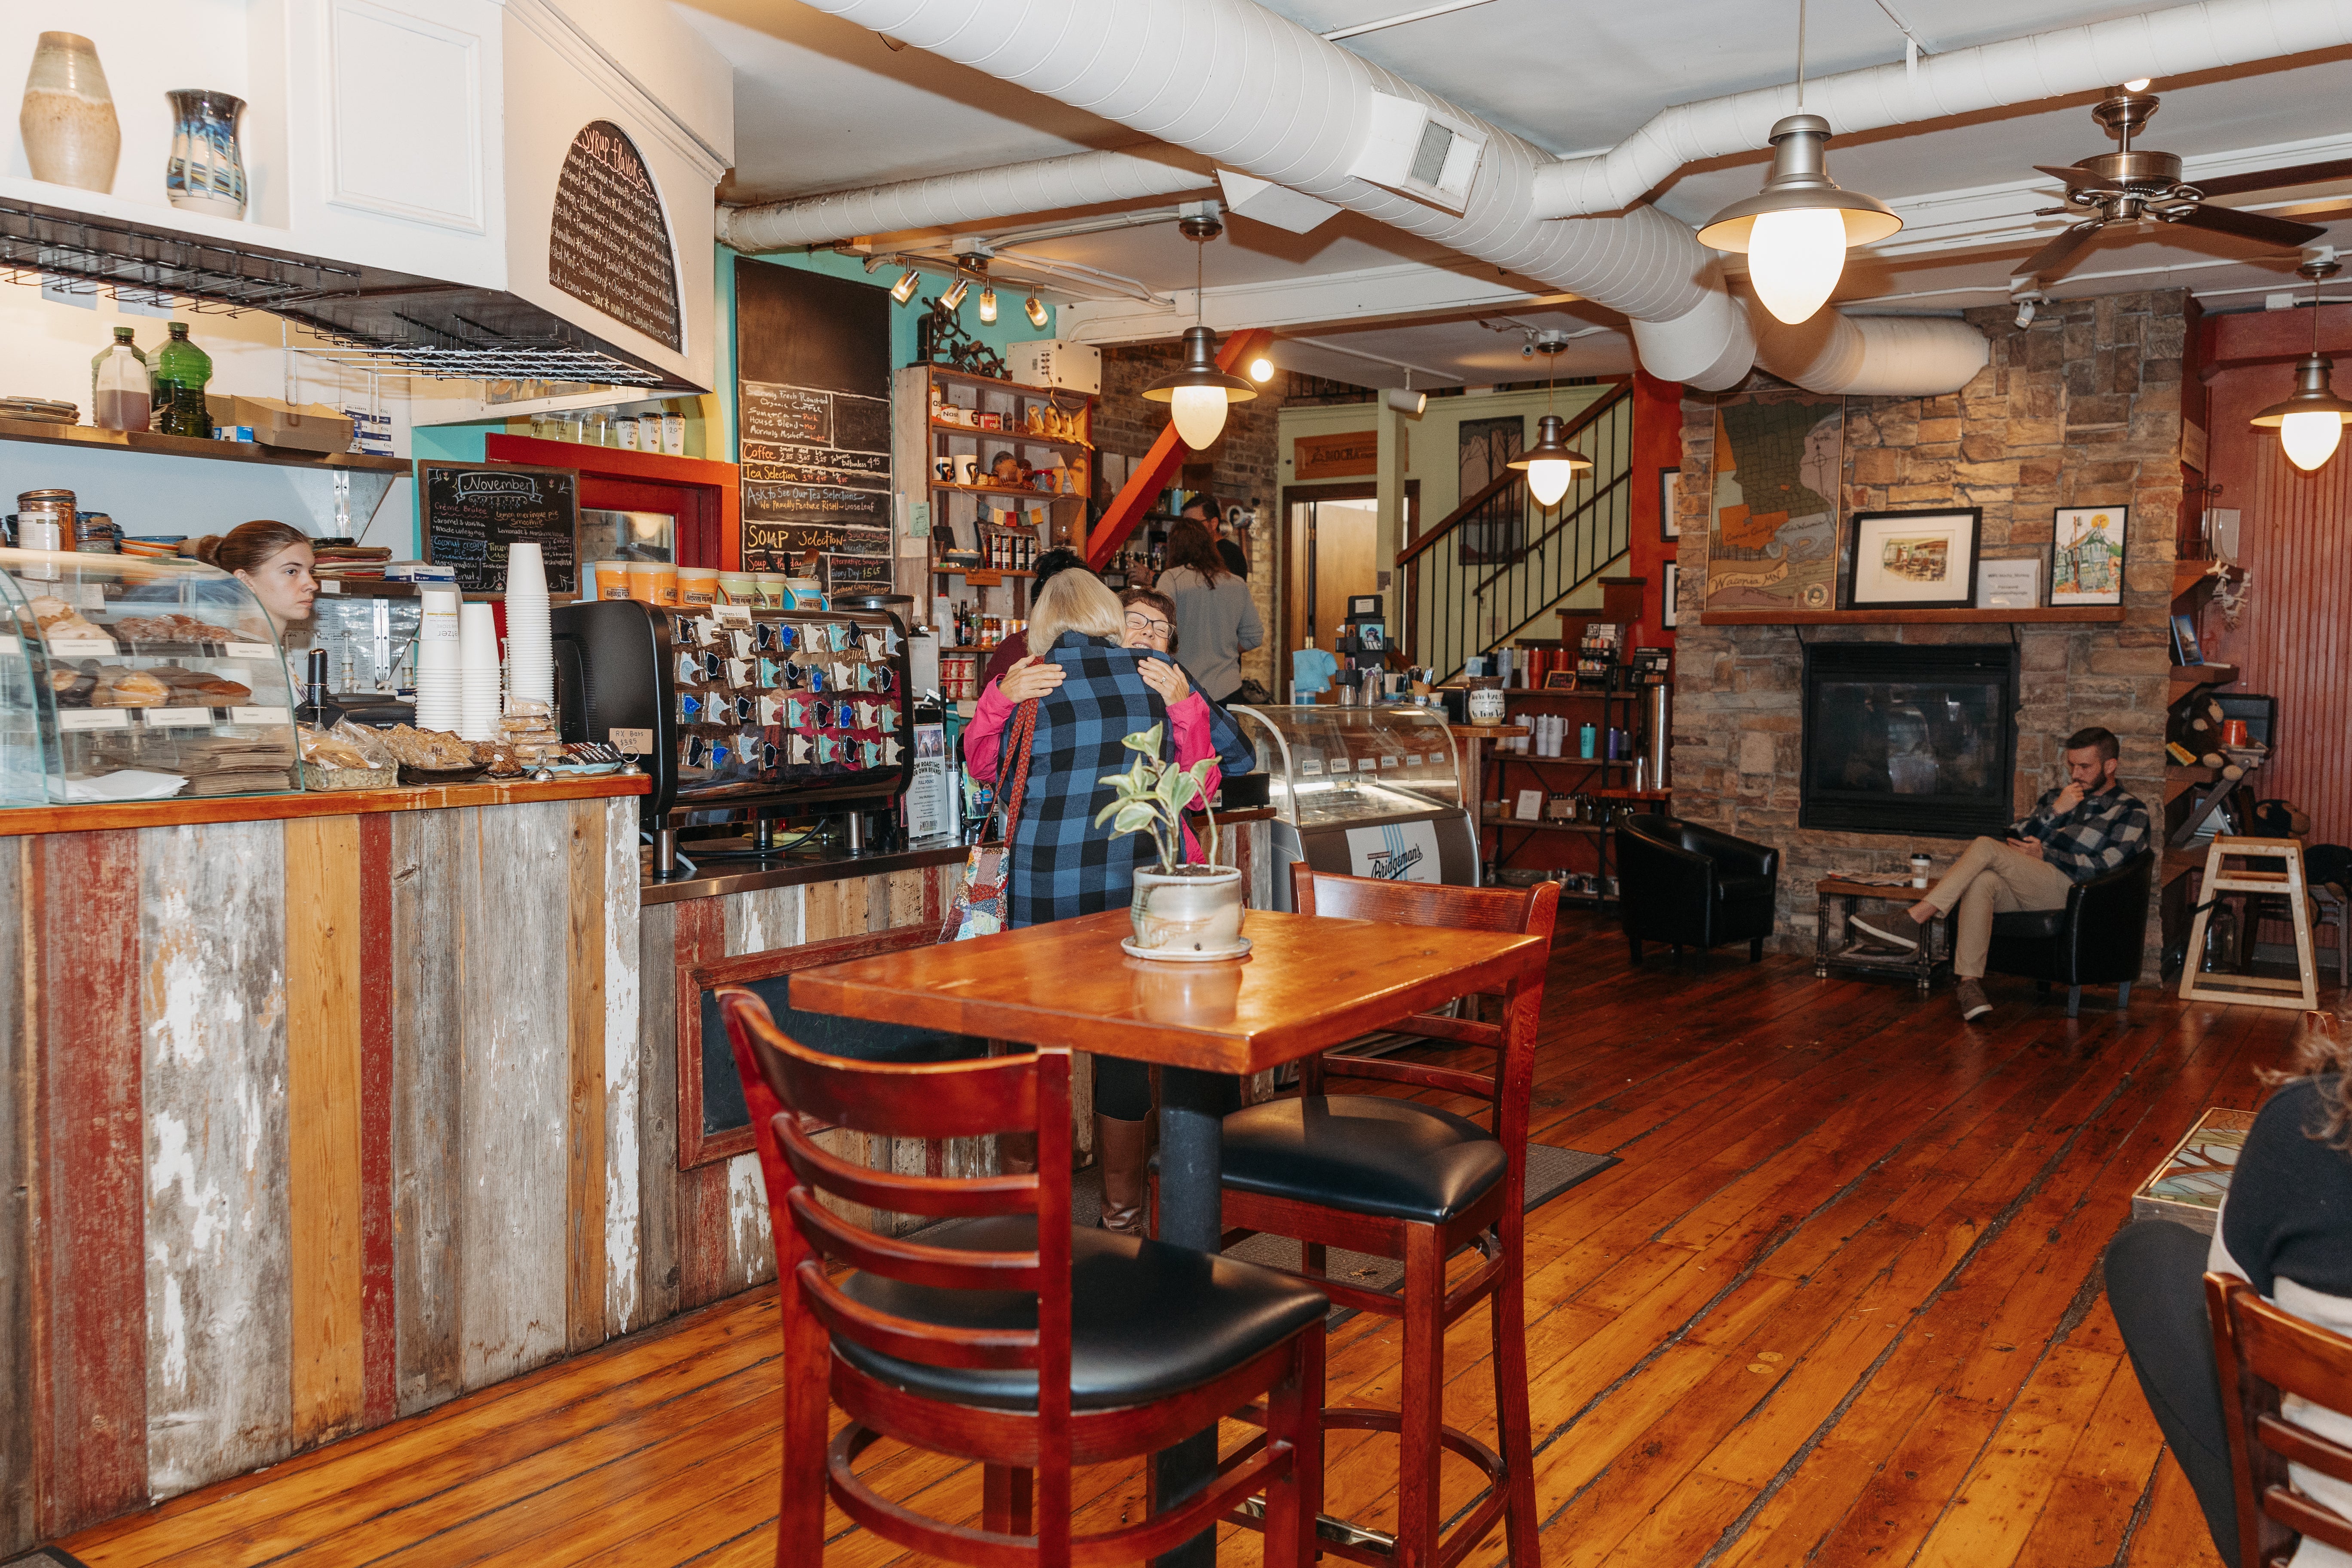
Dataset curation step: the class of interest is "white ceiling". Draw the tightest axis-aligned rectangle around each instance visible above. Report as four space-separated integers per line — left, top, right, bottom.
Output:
675 0 2352 387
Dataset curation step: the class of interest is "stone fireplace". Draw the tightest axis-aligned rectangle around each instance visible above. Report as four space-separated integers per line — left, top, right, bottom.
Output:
1667 293 2180 975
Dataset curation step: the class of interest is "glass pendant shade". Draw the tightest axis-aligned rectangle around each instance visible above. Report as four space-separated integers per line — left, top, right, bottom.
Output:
2251 353 2352 472
1697 113 1903 325
1507 413 1593 507
1024 294 1048 328
1144 325 1256 450
978 286 997 324
940 277 969 311
890 270 919 304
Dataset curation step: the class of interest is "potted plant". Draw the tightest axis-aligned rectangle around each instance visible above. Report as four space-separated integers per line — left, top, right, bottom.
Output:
1095 723 1246 959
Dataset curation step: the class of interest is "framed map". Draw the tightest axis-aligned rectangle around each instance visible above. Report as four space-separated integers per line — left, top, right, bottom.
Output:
1707 395 1843 612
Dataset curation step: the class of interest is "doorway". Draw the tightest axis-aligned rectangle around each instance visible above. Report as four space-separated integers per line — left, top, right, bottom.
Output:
1280 481 1416 697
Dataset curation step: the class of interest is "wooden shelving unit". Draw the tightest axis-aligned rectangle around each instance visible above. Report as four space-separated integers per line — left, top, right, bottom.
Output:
1476 683 1670 904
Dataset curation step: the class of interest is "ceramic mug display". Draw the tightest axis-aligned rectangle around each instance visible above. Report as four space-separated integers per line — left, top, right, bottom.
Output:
19 32 118 193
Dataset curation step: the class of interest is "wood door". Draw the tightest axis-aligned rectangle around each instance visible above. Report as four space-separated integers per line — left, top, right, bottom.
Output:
1279 481 1415 696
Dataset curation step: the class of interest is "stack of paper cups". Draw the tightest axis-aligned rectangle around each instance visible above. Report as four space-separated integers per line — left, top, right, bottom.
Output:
505 542 554 710
458 602 502 741
413 588 464 732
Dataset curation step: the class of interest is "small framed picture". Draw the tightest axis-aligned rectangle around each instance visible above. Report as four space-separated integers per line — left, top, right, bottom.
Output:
1975 554 2044 610
1659 467 1682 540
1846 509 1983 611
1662 560 1680 628
2051 506 2128 605
1356 622 1387 651
1543 669 1579 689
2171 612 2204 666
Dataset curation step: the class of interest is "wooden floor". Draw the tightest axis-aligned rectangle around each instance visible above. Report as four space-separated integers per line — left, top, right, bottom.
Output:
59 910 2300 1568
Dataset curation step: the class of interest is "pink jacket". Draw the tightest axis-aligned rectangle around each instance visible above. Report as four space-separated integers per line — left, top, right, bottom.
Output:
966 673 1221 859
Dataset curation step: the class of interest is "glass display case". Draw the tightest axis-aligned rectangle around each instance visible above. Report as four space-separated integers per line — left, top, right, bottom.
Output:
1231 704 1475 906
0 548 300 804
0 567 43 806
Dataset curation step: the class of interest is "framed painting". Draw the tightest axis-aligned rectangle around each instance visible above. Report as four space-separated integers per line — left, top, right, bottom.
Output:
1847 509 1983 610
1662 560 1681 628
2051 506 2127 604
1660 466 1681 539
1706 394 1841 613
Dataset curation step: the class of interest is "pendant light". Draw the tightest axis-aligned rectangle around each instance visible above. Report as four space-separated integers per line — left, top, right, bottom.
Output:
1697 0 1902 325
2251 257 2352 471
1024 293 1049 329
1507 336 1593 508
1143 213 1256 449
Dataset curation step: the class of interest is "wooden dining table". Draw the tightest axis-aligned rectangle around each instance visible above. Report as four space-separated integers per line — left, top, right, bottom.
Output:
793 905 1551 1568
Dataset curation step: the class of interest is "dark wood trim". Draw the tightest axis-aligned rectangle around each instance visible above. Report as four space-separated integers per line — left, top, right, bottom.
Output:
0 775 647 839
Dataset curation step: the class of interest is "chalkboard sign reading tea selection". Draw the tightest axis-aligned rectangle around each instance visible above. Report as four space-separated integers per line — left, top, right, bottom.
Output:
549 120 682 353
420 461 579 592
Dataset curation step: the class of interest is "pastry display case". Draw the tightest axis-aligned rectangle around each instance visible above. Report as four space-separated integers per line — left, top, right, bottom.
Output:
0 548 300 803
0 566 44 806
1231 704 1475 909
552 597 913 872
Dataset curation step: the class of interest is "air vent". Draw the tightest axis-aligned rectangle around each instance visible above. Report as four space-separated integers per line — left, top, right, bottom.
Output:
1348 90 1488 214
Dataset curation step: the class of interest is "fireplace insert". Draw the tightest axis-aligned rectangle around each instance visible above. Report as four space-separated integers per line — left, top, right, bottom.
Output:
1801 642 2019 837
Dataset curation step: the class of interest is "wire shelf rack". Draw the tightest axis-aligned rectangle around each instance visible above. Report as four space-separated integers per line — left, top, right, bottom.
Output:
0 201 362 312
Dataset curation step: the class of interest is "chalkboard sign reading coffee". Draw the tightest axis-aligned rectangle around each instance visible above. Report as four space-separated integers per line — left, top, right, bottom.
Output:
549 120 682 352
420 461 579 592
734 260 894 579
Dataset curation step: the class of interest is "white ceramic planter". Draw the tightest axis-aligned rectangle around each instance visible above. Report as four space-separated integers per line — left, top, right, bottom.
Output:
1128 865 1245 958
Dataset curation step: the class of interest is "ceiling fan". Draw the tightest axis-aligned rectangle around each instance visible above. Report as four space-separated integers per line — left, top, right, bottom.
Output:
2013 88 2342 286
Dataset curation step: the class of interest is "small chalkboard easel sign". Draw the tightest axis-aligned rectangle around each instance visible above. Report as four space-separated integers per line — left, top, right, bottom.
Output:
418 460 580 593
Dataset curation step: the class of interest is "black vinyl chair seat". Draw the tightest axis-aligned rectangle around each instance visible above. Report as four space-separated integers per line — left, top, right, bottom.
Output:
1983 851 2153 1016
1211 1094 1507 1225
1990 906 2068 943
1617 814 1781 962
835 1216 1328 1411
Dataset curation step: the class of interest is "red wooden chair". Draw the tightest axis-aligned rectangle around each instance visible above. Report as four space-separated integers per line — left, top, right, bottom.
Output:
2208 1271 2352 1567
720 986 1328 1568
1172 868 1558 1568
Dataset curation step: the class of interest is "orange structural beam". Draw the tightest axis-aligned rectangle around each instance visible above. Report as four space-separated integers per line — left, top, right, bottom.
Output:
1085 328 1273 571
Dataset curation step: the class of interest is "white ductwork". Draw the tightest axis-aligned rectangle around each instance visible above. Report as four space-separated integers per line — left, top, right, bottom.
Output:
717 147 1216 252
1750 306 1991 395
1535 0 2352 217
784 0 1762 389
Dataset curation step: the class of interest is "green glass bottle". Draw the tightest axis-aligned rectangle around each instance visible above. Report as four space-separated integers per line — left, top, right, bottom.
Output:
152 322 212 438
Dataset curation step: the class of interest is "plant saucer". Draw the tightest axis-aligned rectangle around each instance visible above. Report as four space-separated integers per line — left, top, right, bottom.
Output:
1119 937 1252 963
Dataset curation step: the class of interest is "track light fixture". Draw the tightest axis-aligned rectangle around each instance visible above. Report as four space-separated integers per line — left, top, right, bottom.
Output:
891 269 919 305
1024 294 1049 328
940 275 969 312
978 285 997 324
2252 256 2352 471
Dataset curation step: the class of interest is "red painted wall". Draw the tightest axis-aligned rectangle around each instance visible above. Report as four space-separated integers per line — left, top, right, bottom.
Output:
2199 302 2352 846
1626 367 1682 650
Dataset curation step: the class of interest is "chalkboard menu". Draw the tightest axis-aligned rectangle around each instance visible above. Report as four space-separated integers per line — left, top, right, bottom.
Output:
734 260 894 570
549 120 682 352
420 461 579 592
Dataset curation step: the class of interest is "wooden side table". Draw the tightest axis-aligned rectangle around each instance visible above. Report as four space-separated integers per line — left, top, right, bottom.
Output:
1815 876 1950 994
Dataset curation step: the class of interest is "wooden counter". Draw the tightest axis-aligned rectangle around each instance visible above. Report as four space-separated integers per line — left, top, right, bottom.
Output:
0 773 649 837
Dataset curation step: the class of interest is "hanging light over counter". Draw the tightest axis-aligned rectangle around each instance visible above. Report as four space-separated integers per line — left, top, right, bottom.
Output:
1697 1 1901 324
1145 211 1254 448
2252 258 2352 471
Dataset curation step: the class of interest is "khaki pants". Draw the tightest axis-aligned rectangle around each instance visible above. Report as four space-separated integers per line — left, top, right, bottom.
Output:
1923 836 2078 979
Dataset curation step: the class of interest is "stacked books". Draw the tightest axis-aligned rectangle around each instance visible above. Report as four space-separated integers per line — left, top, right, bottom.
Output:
312 544 393 583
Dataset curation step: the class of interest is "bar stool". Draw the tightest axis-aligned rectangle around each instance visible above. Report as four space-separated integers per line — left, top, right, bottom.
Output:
719 987 1329 1568
1178 869 1559 1568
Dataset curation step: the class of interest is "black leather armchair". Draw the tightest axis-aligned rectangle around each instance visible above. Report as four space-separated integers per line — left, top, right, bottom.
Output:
1617 814 1780 963
1983 851 2153 1016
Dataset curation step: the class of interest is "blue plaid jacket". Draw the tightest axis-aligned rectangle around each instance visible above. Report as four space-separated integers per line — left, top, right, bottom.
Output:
1008 633 1170 929
2013 782 2151 882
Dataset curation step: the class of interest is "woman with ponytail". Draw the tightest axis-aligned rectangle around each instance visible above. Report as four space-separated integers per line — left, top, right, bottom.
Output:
190 520 318 633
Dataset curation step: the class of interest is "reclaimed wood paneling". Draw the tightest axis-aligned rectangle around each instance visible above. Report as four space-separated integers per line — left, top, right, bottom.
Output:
669 897 730 1311
0 775 645 838
387 810 463 1415
564 801 609 1355
0 839 33 1556
284 816 366 1446
137 820 293 1498
454 802 571 1390
634 900 681 1326
599 798 643 1338
33 829 148 1535
722 885 802 953
355 815 396 1429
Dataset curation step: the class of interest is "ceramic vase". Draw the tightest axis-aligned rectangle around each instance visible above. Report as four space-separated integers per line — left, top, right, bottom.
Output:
165 89 247 218
1128 865 1246 958
19 33 119 193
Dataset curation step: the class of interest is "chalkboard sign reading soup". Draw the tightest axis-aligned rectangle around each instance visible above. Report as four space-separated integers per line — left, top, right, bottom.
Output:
549 120 681 353
420 462 580 592
739 379 893 563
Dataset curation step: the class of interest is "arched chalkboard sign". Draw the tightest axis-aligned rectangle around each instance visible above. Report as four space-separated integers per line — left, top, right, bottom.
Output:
549 119 682 352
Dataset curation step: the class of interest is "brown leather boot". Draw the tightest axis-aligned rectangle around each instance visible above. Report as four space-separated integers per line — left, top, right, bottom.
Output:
1094 1114 1150 1235
997 1131 1036 1176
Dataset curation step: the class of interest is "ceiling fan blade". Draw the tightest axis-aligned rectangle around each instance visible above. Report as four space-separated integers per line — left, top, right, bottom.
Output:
2192 157 2352 199
2013 220 2106 282
2032 163 2105 188
2172 203 2330 248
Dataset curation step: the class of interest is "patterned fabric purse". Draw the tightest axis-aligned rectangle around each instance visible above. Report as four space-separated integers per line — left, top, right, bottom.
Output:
942 698 1040 941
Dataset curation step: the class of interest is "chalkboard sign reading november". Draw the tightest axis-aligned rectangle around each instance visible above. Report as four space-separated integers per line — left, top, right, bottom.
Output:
420 461 579 592
549 120 682 352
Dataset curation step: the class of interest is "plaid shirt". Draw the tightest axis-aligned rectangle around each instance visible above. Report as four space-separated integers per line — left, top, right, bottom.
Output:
2013 782 2150 882
1006 633 1170 929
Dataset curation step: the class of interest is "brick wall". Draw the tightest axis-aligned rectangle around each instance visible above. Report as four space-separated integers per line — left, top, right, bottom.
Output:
1097 343 1280 689
1669 292 2183 976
